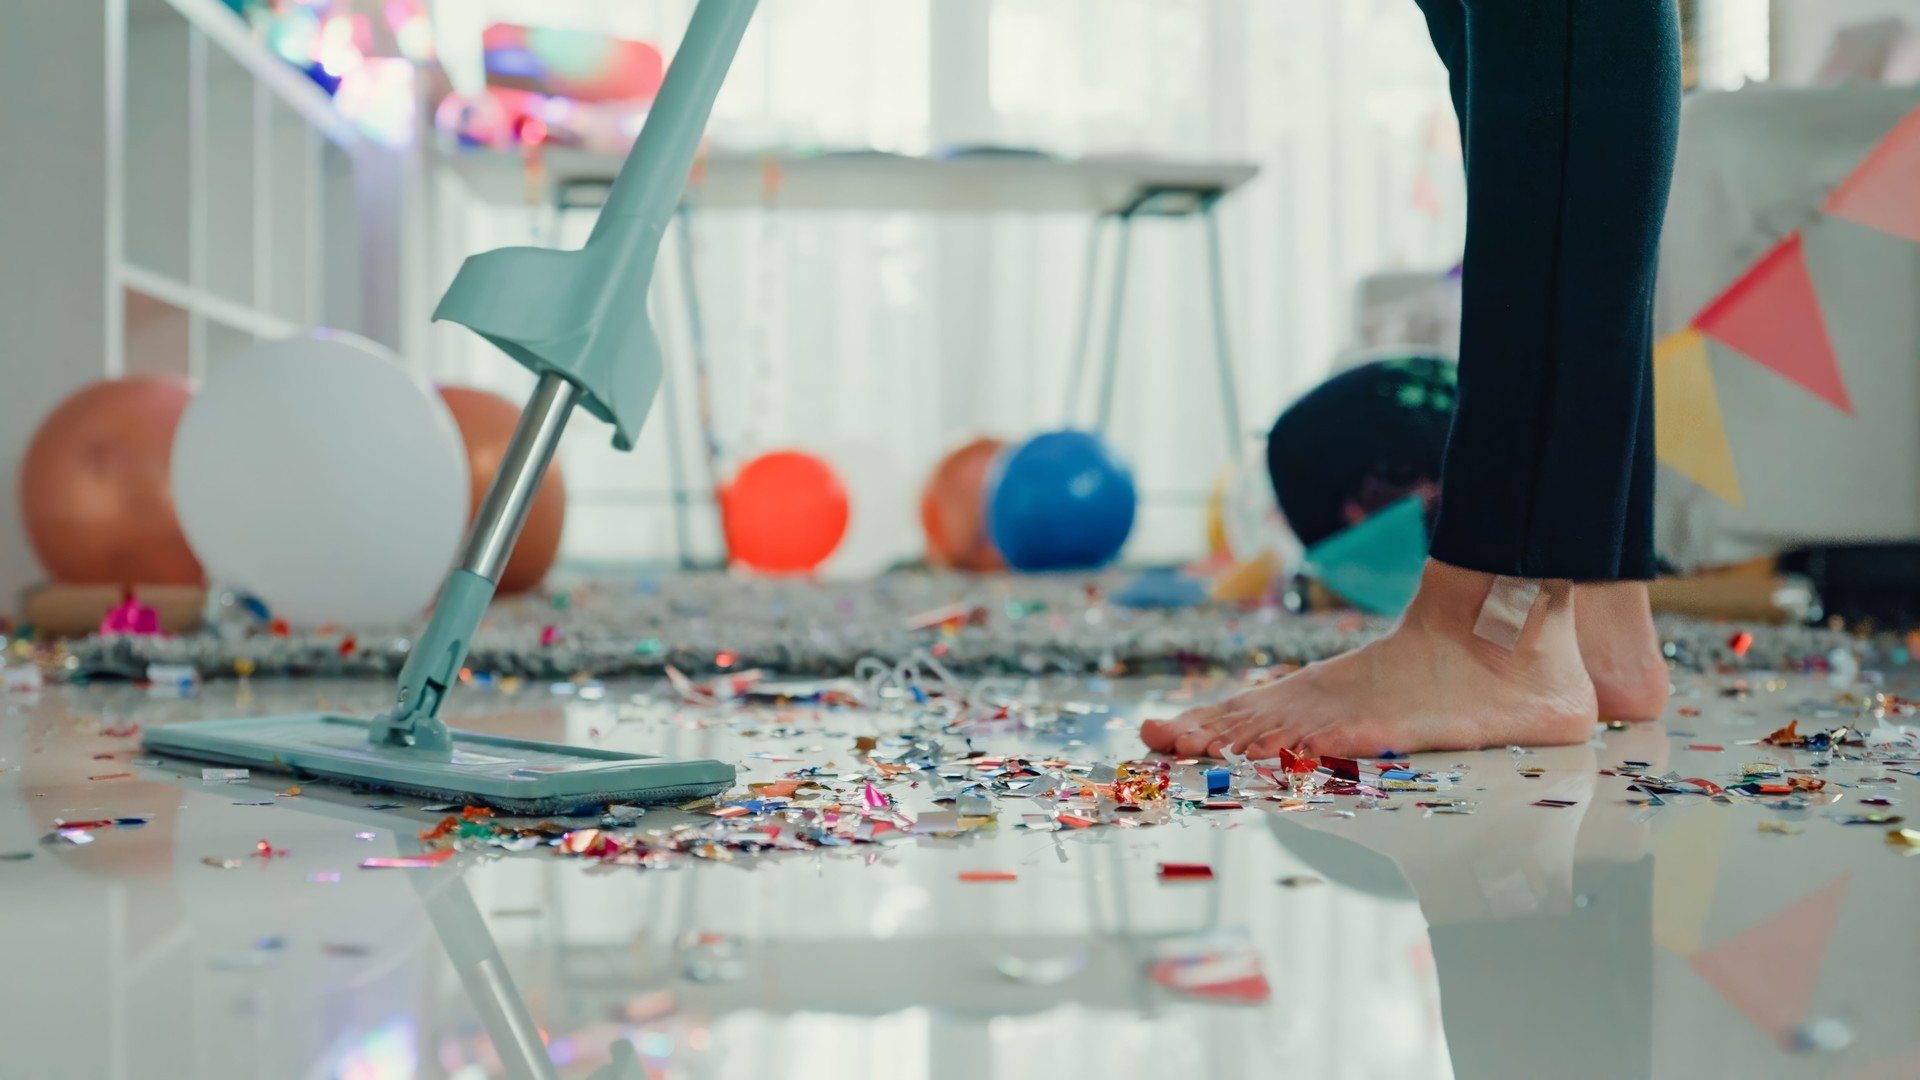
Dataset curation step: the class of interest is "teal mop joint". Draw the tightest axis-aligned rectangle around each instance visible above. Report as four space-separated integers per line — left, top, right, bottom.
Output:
144 0 759 813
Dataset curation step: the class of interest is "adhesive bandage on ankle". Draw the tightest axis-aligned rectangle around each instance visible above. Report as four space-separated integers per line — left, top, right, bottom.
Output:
1473 576 1542 650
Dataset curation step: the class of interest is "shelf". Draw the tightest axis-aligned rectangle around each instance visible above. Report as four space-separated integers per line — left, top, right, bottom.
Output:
156 0 357 148
446 147 1260 215
121 261 295 339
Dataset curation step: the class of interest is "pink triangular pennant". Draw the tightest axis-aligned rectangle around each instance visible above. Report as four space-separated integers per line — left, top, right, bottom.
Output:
1822 105 1920 244
1693 232 1853 415
1687 876 1848 1043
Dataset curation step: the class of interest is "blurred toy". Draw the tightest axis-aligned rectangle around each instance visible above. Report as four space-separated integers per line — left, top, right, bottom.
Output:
1303 495 1430 615
1266 355 1454 549
986 431 1136 571
440 387 566 594
722 450 850 574
920 436 1006 572
171 334 468 628
20 377 204 586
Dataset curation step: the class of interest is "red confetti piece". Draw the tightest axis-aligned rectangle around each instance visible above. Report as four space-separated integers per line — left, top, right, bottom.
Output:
1729 631 1754 657
88 773 132 781
269 618 290 638
1678 707 1701 717
338 636 357 656
1056 814 1099 829
1159 862 1214 880
539 625 560 646
959 870 1017 883
1687 745 1725 752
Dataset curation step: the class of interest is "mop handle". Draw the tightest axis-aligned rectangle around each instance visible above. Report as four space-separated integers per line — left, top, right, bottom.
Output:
591 0 758 238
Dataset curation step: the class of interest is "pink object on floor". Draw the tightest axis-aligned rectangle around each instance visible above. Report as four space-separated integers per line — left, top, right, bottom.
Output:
100 596 162 636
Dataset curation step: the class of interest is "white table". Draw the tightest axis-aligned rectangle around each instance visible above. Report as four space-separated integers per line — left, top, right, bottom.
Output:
448 148 1262 566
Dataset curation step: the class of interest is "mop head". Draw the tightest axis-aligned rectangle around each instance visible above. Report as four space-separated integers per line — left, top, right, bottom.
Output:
143 714 735 815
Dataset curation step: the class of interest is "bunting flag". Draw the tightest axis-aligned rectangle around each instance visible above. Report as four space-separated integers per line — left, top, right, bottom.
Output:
1687 876 1849 1044
1822 105 1920 245
1653 329 1744 507
1303 495 1428 616
1693 232 1853 415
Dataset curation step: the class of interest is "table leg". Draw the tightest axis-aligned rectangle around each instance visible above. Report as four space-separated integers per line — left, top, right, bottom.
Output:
1062 214 1108 424
1202 200 1244 456
1093 213 1136 436
673 205 729 565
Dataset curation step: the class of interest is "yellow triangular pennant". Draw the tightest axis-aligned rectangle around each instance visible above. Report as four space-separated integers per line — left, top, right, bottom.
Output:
1654 328 1744 507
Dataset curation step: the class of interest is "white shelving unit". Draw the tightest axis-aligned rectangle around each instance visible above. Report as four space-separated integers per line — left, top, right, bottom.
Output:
116 0 374 377
0 0 407 614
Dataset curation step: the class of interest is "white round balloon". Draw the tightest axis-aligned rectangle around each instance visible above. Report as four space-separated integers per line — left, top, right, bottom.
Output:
1222 439 1303 574
172 333 469 628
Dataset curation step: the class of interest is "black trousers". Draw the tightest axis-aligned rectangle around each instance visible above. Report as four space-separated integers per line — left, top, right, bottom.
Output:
1415 0 1681 581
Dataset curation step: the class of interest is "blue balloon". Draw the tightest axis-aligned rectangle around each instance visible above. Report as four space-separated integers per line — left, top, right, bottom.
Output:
986 431 1137 571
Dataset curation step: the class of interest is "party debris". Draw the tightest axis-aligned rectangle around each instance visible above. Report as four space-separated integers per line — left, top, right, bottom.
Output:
959 870 1018 883
1147 932 1271 1003
201 768 250 782
362 849 458 870
997 951 1088 985
202 858 242 870
665 665 765 704
1277 875 1324 887
1159 863 1215 881
99 597 161 637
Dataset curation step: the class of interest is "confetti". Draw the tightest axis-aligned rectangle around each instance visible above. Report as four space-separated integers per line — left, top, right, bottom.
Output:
201 768 250 782
959 870 1017 883
1277 875 1324 887
1159 863 1214 880
361 849 457 869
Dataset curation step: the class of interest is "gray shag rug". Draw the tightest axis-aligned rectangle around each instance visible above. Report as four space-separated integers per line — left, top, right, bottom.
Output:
70 570 1856 683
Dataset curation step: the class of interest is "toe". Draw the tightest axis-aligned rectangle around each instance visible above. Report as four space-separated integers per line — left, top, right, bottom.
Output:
1174 714 1239 759
1243 720 1320 762
1215 715 1279 756
1140 704 1221 753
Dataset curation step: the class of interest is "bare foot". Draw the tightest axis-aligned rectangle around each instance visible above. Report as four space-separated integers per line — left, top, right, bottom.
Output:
1139 560 1596 759
1572 581 1670 722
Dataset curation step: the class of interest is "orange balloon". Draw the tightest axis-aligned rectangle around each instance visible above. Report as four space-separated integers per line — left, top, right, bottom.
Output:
21 377 203 585
919 437 1006 572
439 386 567 594
722 450 850 574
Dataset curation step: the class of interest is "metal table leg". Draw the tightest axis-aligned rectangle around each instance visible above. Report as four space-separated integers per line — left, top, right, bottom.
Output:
672 204 729 566
1201 199 1245 455
1093 213 1136 437
1061 214 1109 424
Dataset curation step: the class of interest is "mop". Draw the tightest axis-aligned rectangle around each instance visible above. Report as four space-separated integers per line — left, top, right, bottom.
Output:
142 0 759 814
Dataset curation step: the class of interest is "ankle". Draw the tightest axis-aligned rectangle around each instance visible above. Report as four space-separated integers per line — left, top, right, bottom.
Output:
1404 560 1575 649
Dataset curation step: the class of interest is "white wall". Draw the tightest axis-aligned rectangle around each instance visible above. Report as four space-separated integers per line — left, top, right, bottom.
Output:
1771 0 1920 83
0 3 111 619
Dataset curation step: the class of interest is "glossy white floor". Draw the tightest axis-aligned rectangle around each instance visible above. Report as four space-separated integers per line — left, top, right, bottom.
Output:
1 666 1915 1080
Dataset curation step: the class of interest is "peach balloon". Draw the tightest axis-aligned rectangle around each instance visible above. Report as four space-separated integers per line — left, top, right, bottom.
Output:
20 377 203 585
438 386 567 594
919 437 1006 572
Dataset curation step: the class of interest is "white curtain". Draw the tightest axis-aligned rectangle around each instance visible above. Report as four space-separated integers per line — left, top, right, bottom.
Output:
424 0 1465 573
